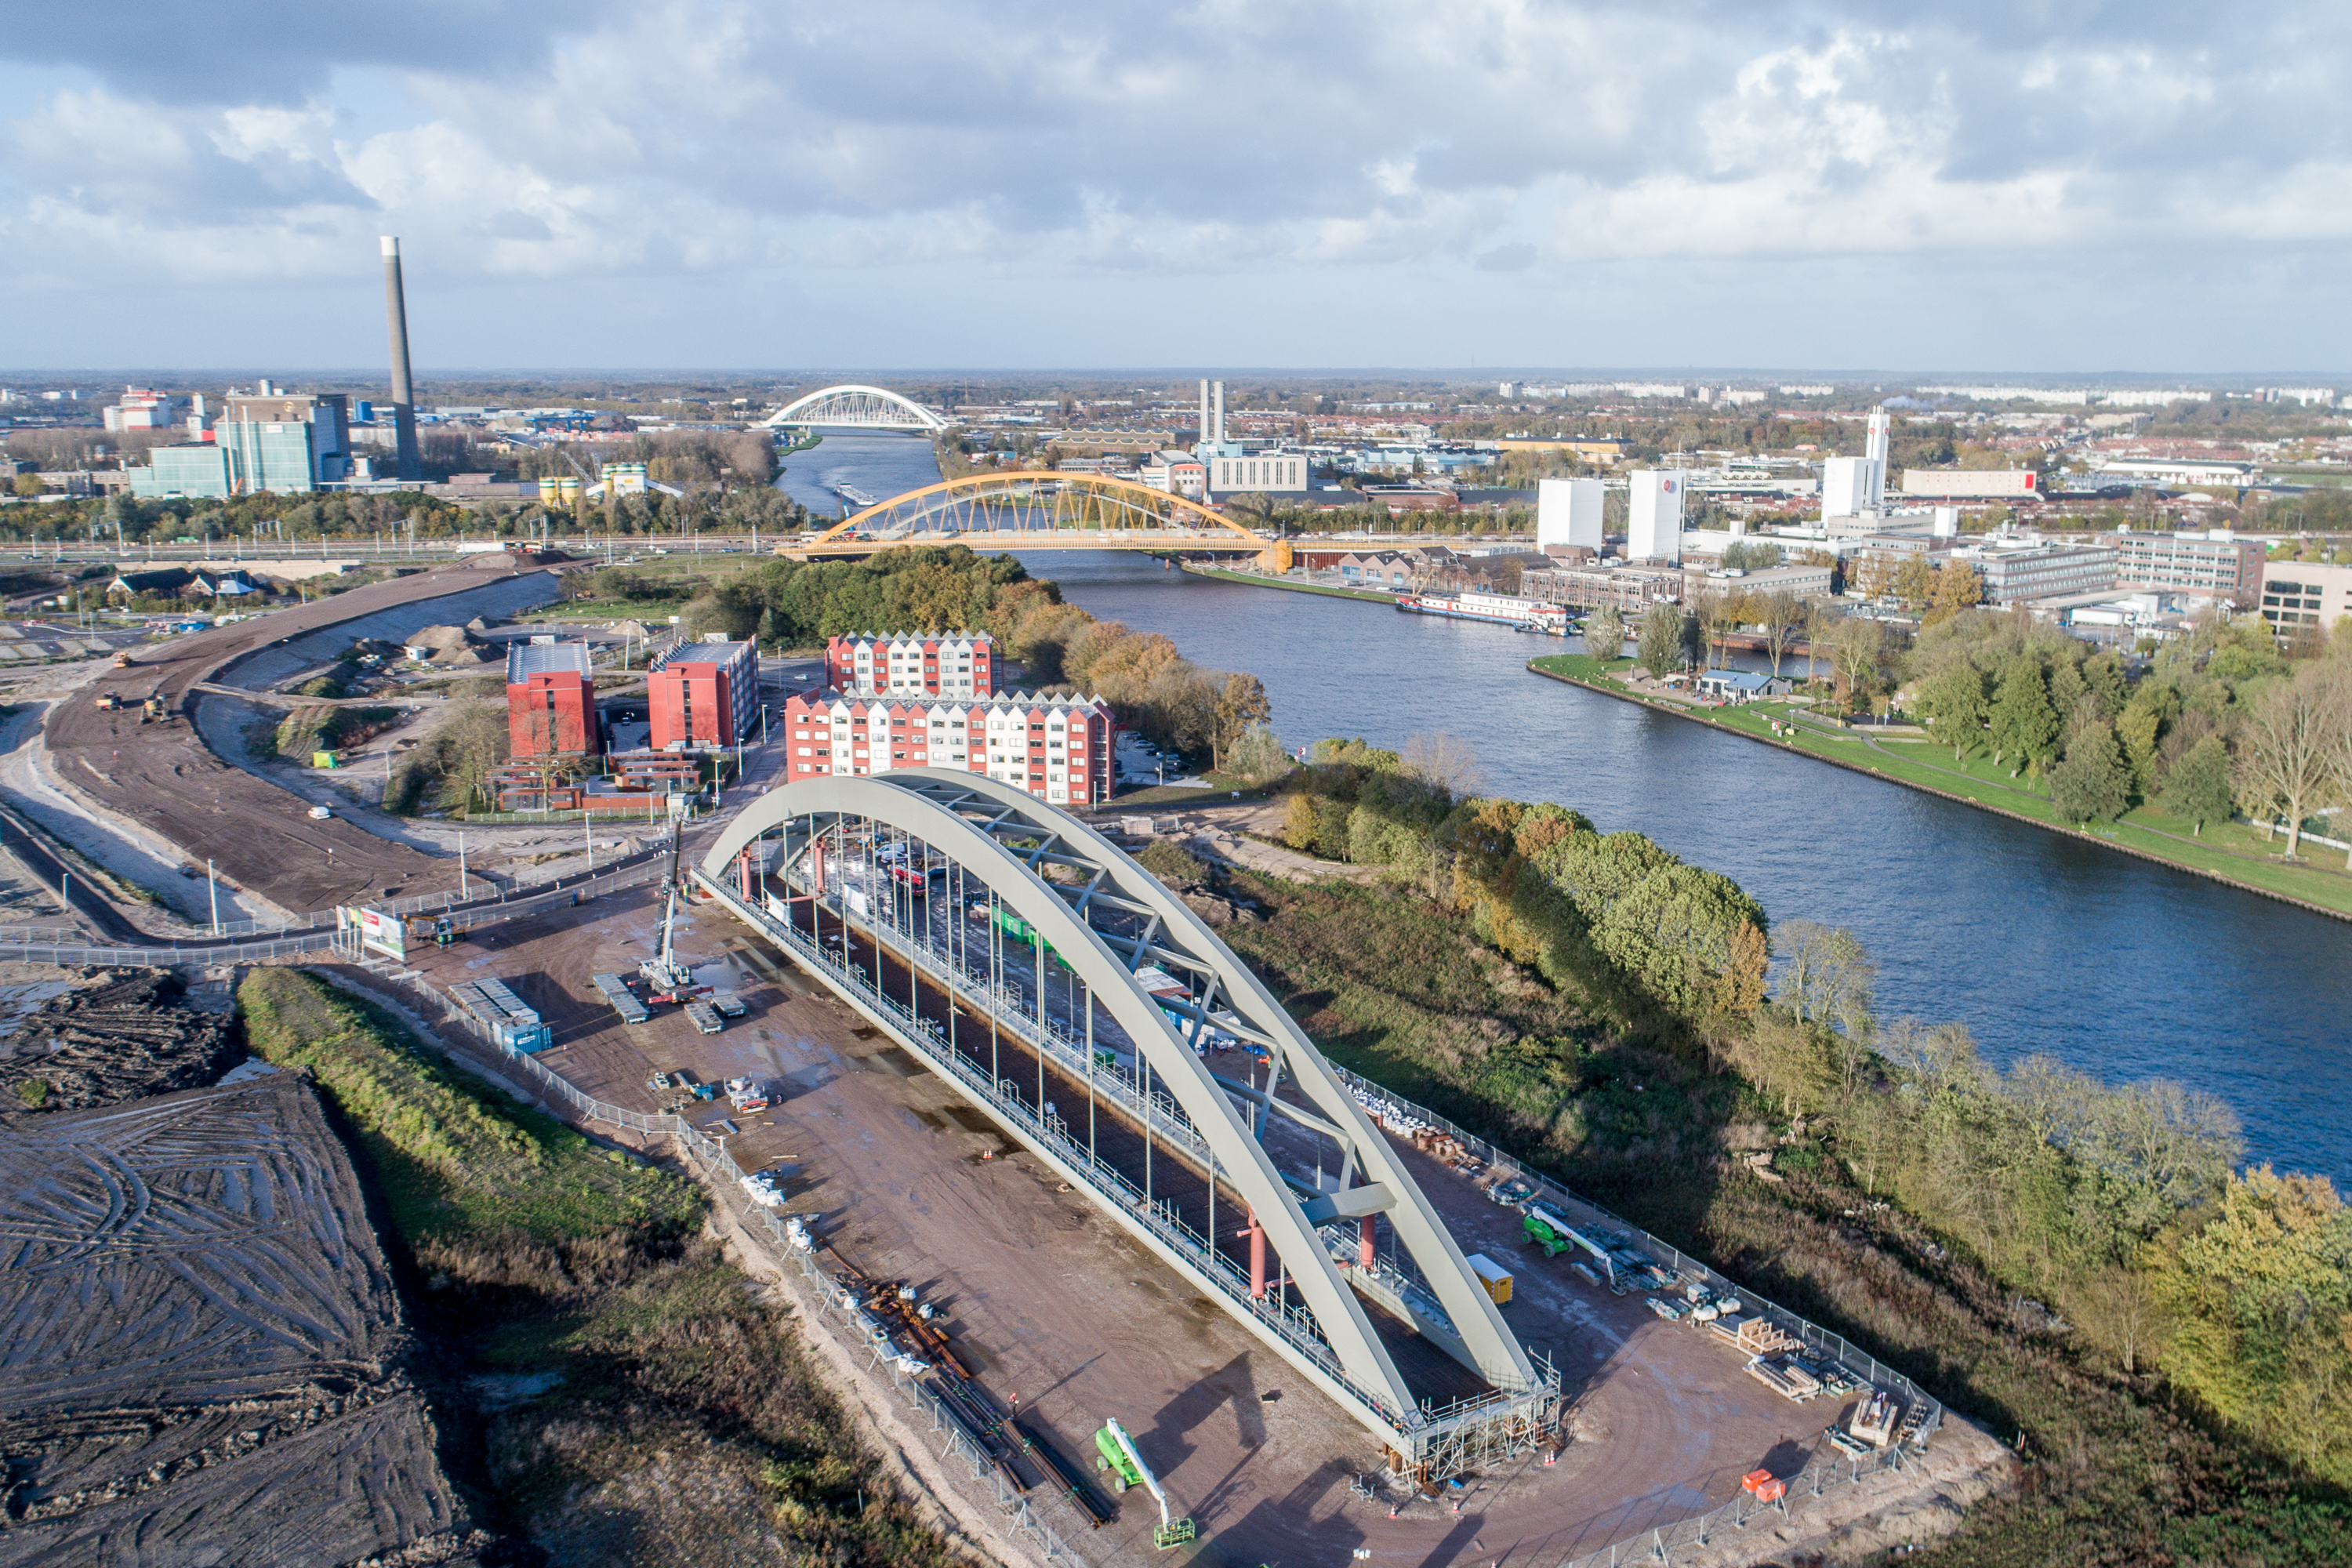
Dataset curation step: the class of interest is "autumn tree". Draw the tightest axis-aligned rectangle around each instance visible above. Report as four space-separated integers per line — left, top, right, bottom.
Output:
1756 589 1806 677
2234 662 2349 857
1583 603 1626 659
1636 601 1683 677
1210 673 1272 771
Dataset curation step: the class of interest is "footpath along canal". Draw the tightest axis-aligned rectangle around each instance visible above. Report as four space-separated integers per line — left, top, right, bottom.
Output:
1031 550 2352 1179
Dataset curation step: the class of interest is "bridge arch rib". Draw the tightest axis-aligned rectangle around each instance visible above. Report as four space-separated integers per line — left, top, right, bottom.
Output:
693 770 1541 1453
792 470 1267 555
758 384 949 432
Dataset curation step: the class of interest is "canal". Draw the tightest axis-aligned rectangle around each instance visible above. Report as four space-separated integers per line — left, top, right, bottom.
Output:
1029 550 2352 1179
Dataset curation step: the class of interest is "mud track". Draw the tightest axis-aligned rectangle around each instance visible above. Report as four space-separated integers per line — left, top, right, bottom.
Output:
42 554 555 915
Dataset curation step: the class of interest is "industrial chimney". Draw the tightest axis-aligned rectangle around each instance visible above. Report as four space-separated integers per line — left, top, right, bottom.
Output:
380 236 422 482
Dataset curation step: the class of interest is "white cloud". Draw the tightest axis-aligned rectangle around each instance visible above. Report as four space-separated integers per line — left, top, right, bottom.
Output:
3 1 2351 365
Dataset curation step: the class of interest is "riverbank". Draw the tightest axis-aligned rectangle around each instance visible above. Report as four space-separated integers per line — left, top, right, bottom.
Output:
1183 562 1399 603
1528 652 2352 923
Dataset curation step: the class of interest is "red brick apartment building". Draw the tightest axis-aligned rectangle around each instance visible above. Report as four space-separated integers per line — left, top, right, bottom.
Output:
781 689 1115 807
505 641 598 757
826 632 998 697
648 637 759 749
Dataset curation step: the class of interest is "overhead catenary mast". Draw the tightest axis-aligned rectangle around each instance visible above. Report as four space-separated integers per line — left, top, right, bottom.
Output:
380 236 423 483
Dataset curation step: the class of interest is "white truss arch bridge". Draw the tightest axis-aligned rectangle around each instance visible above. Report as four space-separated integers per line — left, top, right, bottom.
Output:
757 384 951 432
693 771 1562 1478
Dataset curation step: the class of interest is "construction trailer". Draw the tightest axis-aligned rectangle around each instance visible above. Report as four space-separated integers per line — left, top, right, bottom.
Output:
592 971 652 1024
452 977 554 1053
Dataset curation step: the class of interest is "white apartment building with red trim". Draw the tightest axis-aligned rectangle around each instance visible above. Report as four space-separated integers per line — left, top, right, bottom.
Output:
826 632 997 697
782 688 1116 806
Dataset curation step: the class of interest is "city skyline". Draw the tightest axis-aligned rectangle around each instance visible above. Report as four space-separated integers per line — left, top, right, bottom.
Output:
4 2 2350 370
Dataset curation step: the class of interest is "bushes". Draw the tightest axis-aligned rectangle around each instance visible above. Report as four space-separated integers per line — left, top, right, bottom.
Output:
238 968 701 1244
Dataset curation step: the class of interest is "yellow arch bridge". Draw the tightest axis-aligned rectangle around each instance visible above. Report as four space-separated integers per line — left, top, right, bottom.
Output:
782 471 1289 567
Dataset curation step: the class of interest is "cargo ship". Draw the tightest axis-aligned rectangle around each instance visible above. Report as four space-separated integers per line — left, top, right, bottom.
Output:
1394 590 1569 634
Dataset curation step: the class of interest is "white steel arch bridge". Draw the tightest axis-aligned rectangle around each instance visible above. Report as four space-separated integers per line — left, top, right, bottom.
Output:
757 384 951 432
694 771 1559 1475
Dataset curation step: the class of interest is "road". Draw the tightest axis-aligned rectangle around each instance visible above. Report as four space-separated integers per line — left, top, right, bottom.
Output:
42 554 558 914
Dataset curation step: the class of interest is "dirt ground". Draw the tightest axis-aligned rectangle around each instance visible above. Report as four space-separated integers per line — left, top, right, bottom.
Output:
396 891 2005 1568
0 967 236 1112
41 555 558 916
0 1071 472 1566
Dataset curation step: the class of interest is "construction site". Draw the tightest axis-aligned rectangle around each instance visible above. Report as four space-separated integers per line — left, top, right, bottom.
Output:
361 775 2003 1567
0 532 2013 1566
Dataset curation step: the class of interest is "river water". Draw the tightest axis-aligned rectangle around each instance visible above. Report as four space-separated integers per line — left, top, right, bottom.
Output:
776 439 2351 1176
1026 552 2352 1178
774 431 945 520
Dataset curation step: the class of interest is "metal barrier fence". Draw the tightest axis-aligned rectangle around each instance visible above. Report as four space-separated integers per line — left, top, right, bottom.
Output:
393 978 1088 1568
1330 1066 1948 1566
0 859 666 967
1555 1439 1917 1568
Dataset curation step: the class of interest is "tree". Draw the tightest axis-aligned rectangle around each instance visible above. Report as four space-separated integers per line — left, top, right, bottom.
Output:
1226 720 1290 784
1990 656 2060 777
1584 603 1625 659
2234 663 2349 857
1280 790 1318 851
1773 920 1875 1038
1636 602 1682 677
2161 734 2234 836
1893 554 1936 613
1915 662 1990 760
1210 673 1272 772
1925 561 1984 626
1828 615 1886 711
1757 590 1806 678
1398 731 1484 802
2049 718 2133 823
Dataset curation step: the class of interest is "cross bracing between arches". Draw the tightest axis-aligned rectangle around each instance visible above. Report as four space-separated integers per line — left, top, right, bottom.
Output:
692 771 1561 1469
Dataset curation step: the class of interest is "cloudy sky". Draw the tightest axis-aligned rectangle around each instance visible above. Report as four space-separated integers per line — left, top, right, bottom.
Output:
4 2 2347 374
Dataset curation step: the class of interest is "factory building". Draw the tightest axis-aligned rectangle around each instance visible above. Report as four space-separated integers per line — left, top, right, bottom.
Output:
125 390 352 499
826 632 998 697
648 636 759 750
781 689 1116 807
1627 470 1684 562
505 641 599 758
1535 477 1604 551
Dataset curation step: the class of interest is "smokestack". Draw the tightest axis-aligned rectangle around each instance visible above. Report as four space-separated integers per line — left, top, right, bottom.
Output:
381 236 422 483
1213 380 1225 445
1199 379 1210 447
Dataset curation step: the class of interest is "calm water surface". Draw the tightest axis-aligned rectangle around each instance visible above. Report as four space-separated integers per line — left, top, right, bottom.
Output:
773 431 942 520
1029 551 2352 1178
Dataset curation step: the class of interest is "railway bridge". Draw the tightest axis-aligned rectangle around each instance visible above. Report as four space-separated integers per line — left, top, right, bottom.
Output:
694 771 1560 1476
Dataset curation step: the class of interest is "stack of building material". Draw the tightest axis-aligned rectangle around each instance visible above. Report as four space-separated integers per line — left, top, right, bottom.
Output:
1849 1388 1902 1446
709 990 748 1018
1744 1356 1825 1402
1736 1316 1799 1357
684 1000 724 1034
591 972 650 1025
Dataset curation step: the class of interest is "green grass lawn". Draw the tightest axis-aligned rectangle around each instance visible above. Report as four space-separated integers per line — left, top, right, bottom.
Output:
1530 654 2352 917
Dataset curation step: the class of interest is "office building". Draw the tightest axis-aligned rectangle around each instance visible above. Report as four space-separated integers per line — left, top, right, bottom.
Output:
506 641 599 757
781 689 1116 808
1627 470 1684 562
2104 532 2265 604
647 636 759 750
2259 562 2352 633
1965 542 2118 604
826 632 999 697
1536 477 1604 550
1139 451 1207 499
